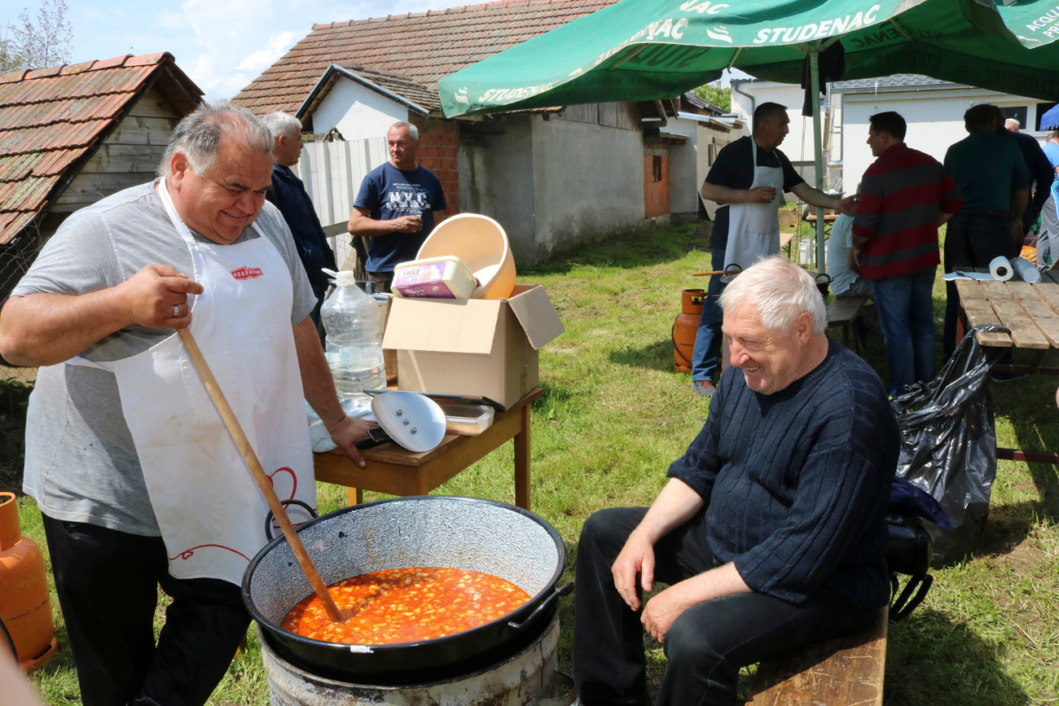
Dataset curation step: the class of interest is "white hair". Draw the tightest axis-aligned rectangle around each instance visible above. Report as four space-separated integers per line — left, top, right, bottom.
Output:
261 111 302 141
389 121 419 141
159 100 272 177
719 257 826 334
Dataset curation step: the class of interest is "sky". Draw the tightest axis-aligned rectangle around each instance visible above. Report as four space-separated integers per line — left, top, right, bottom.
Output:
1 0 475 100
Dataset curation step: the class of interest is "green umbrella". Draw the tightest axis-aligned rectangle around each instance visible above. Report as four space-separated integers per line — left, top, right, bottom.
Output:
439 0 1059 270
440 0 1059 118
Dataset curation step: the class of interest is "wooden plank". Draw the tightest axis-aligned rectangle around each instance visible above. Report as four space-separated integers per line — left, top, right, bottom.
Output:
989 294 1050 349
1009 282 1059 348
955 280 1012 347
979 279 1014 300
1033 279 1059 314
954 278 986 303
748 607 888 706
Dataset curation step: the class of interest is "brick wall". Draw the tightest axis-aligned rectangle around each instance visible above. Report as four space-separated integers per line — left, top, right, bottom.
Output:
412 117 460 217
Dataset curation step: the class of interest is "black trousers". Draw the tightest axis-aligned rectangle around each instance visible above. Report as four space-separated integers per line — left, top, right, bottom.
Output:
572 508 874 706
943 210 1017 356
42 515 251 706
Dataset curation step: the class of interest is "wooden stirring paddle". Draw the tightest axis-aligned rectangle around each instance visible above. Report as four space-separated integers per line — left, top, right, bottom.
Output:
177 328 347 623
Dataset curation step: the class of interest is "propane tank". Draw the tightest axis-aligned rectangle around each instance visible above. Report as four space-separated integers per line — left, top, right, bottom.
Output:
672 288 704 373
0 492 57 671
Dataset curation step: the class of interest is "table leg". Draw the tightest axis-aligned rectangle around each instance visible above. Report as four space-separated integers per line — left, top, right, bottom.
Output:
346 487 363 506
514 403 531 511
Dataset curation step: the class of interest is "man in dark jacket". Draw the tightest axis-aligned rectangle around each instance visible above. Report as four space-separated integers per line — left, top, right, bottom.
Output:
263 112 338 327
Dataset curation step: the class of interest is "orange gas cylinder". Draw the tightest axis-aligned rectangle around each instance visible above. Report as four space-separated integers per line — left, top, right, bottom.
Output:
673 288 704 373
0 492 57 672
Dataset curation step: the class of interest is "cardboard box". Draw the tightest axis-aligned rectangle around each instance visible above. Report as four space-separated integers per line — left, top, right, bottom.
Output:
381 284 564 409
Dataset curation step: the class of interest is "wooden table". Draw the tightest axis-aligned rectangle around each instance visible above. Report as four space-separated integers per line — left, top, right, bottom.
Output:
314 387 544 509
954 271 1059 463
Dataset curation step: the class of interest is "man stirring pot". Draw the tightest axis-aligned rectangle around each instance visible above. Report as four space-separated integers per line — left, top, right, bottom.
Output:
0 102 373 706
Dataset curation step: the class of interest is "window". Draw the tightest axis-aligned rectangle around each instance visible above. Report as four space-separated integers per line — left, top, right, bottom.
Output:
1036 102 1058 132
652 155 663 182
1000 106 1028 130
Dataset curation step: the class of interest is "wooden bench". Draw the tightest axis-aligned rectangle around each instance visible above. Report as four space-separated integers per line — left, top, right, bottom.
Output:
746 605 888 705
827 295 869 352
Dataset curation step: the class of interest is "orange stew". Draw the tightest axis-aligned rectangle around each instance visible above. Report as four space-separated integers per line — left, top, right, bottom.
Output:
281 566 531 645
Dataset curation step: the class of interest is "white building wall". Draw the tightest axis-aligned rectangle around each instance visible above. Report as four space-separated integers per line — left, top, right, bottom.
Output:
839 88 973 193
530 115 644 260
665 117 700 217
730 82 818 160
312 79 410 140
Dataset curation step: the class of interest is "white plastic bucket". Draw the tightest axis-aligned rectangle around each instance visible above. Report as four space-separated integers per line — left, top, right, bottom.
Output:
417 214 516 300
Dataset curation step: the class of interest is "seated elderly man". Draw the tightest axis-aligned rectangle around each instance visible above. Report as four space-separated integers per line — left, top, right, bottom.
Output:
573 257 898 706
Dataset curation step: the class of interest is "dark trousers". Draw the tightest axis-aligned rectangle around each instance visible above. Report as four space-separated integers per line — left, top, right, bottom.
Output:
365 270 394 294
691 248 726 382
42 516 251 706
943 210 1018 356
573 508 873 706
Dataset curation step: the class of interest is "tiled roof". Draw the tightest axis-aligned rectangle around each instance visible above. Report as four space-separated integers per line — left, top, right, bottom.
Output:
298 65 437 120
233 0 617 115
831 74 957 91
0 53 202 245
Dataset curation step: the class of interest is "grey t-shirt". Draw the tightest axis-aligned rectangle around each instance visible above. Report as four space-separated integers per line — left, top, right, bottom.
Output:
14 181 316 535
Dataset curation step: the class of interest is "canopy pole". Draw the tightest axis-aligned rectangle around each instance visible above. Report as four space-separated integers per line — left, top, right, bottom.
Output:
809 50 826 274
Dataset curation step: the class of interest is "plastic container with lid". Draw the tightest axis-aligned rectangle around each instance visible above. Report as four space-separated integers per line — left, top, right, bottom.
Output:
320 268 387 413
392 256 477 299
434 401 495 436
416 214 516 300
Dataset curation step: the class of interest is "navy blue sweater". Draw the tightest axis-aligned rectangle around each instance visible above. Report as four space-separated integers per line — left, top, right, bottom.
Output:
668 338 898 607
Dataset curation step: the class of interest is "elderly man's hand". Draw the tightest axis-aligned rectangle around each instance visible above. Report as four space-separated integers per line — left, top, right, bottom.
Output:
326 416 378 468
838 194 858 217
122 264 203 329
611 532 656 612
641 583 694 643
850 247 864 274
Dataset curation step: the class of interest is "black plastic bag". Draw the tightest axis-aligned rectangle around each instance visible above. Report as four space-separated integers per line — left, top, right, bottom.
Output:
890 324 1008 564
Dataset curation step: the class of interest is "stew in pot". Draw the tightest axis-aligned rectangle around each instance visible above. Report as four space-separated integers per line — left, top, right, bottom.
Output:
281 566 531 645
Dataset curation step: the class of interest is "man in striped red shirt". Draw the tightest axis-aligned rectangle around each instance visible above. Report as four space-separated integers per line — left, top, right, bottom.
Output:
852 111 963 396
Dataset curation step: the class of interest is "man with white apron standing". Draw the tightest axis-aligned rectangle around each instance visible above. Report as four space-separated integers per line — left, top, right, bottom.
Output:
691 102 855 397
0 103 374 706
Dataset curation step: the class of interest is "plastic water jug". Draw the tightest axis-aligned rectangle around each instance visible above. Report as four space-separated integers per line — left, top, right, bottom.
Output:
320 269 387 411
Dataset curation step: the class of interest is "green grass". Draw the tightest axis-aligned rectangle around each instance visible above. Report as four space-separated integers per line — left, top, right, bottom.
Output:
9 218 1059 704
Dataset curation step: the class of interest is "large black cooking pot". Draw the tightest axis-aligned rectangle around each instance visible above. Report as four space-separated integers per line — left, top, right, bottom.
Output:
242 495 569 684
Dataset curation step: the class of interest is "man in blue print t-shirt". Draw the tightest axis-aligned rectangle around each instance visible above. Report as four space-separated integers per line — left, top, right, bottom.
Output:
348 121 447 293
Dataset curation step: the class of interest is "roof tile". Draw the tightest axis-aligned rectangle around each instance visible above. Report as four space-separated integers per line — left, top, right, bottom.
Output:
233 0 615 115
0 52 202 245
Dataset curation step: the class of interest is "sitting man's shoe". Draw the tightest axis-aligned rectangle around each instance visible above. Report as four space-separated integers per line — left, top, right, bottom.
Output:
991 370 1027 383
691 380 715 397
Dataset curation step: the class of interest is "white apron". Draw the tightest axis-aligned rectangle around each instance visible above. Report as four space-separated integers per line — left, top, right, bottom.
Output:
724 139 785 271
67 179 315 585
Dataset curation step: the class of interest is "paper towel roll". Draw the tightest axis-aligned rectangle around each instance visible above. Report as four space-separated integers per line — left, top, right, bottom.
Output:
989 256 1013 281
1012 257 1042 283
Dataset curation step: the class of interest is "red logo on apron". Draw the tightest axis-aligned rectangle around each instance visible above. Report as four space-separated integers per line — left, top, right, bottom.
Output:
232 266 264 280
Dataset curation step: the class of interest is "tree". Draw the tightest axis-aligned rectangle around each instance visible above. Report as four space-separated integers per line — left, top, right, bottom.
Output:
695 83 731 112
0 0 73 73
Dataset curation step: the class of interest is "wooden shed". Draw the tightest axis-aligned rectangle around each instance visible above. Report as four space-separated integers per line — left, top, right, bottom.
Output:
0 52 202 301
